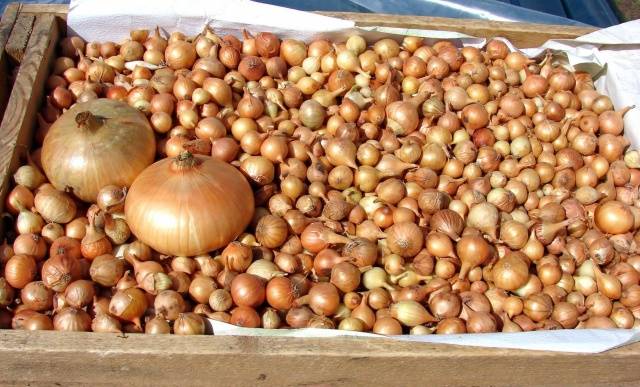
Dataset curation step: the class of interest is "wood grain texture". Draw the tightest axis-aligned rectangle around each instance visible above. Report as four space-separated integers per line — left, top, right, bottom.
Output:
0 14 58 219
17 3 69 17
5 13 34 63
0 3 20 120
0 3 20 42
318 12 598 48
0 330 638 386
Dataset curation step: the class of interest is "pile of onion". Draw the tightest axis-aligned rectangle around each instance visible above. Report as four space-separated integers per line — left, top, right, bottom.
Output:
1 28 639 336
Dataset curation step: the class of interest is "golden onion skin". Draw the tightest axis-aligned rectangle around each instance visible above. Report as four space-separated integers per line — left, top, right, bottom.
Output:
42 99 155 202
594 200 634 235
124 153 255 256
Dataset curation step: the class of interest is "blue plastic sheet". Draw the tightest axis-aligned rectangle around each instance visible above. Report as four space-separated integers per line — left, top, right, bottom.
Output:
0 0 619 27
258 0 618 27
561 0 620 27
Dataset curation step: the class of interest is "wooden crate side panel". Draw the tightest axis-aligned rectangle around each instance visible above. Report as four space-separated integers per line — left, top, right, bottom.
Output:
0 14 59 215
17 3 69 17
0 4 20 43
5 13 35 64
318 12 597 47
0 330 639 386
0 3 21 120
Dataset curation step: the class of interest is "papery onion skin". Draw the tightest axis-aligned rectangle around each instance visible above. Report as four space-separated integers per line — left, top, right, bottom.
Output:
386 101 419 136
53 307 92 331
125 153 254 256
594 201 634 235
492 252 529 291
165 41 197 70
42 99 156 202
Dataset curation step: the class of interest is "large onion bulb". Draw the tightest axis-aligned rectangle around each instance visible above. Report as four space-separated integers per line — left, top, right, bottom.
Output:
42 99 155 202
125 153 254 256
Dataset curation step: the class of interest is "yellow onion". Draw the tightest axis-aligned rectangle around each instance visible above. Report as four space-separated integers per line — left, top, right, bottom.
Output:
467 202 499 238
109 287 147 328
492 252 529 291
42 99 155 202
386 101 419 135
125 153 254 256
34 187 76 224
165 41 196 70
594 201 634 235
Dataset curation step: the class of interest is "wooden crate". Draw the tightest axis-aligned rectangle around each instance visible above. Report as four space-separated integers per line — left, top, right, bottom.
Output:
1 4 639 386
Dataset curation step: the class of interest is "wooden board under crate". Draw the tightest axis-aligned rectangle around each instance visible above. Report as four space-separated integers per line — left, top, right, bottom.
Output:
1 3 638 386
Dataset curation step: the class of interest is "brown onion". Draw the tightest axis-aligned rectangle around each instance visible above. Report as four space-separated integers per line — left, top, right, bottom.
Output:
125 153 254 256
42 100 155 202
53 307 91 331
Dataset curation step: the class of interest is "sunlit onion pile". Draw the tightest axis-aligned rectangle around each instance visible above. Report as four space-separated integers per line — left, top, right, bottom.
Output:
2 27 640 335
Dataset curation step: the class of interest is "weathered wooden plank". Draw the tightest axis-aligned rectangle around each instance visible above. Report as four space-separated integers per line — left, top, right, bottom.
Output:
0 3 21 119
16 3 69 16
0 14 59 218
5 13 35 63
318 12 598 48
0 3 20 41
0 330 638 386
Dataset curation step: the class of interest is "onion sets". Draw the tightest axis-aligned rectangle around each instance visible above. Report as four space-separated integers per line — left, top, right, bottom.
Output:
2 30 639 335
